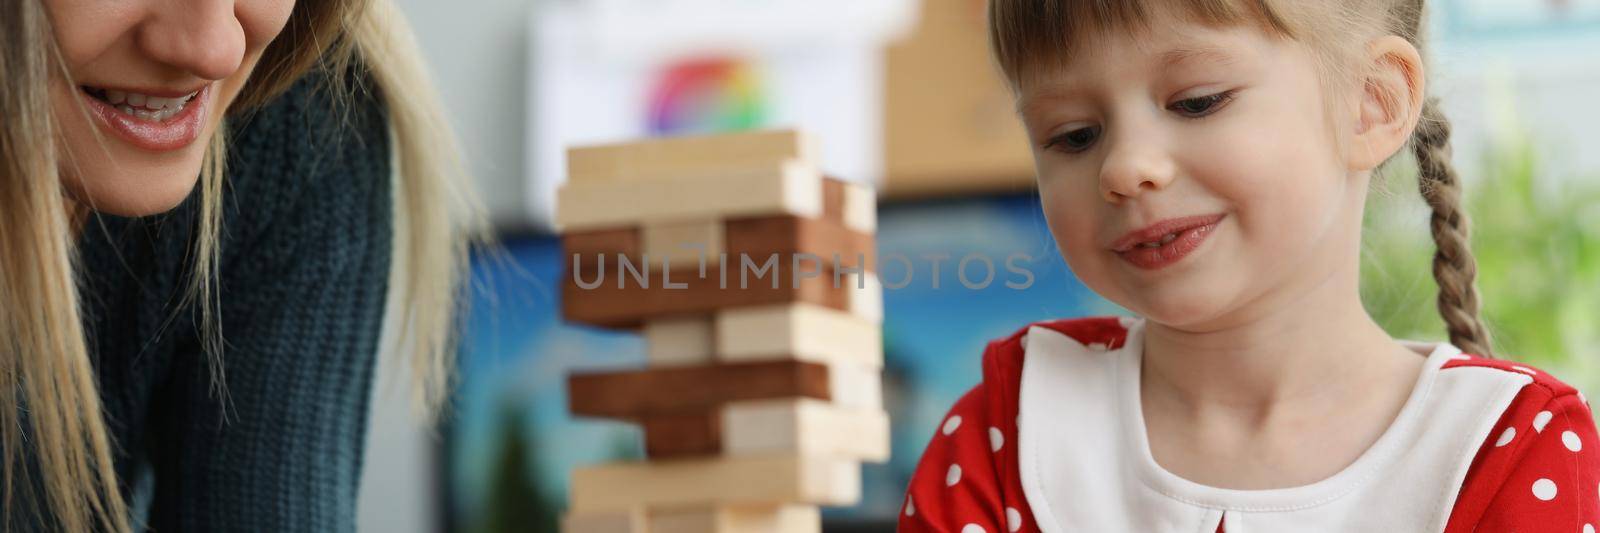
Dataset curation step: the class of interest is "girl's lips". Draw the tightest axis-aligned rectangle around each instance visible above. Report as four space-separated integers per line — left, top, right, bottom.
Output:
81 84 210 152
1115 215 1224 270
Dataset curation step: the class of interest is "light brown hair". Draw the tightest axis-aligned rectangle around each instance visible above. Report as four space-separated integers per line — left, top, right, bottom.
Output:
988 0 1494 357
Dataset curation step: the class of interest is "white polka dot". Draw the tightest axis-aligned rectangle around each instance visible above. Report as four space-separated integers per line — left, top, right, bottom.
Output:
1584 524 1594 533
1580 392 1588 406
1565 431 1584 452
1496 427 1517 447
904 496 915 516
1452 354 1472 361
990 427 1005 452
1087 342 1109 351
1512 365 1538 376
1118 316 1139 329
1533 478 1558 501
943 415 963 436
962 525 987 533
946 464 963 486
1006 507 1023 532
1535 411 1554 432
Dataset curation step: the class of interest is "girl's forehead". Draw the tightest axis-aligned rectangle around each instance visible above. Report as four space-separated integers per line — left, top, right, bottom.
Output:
1015 27 1267 101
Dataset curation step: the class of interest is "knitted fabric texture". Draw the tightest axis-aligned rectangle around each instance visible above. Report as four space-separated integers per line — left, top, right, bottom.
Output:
67 69 393 532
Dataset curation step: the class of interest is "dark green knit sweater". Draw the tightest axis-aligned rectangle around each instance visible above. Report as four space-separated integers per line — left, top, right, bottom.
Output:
68 70 393 532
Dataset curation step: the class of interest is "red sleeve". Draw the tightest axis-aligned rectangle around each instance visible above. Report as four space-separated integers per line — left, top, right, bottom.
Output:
899 385 1019 533
1446 389 1600 532
898 317 1127 533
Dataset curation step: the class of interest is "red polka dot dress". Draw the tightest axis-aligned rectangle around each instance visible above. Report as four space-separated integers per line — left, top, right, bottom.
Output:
899 317 1600 533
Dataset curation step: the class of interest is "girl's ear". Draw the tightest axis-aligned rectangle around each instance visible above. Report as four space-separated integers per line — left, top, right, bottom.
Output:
1348 35 1426 172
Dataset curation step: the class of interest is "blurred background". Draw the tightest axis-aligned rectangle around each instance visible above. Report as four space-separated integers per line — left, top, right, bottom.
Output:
354 0 1600 531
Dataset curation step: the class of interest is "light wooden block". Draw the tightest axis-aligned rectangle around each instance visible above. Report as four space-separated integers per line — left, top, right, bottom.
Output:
557 159 823 231
714 304 882 368
826 362 883 410
840 181 877 233
568 455 860 513
722 398 890 462
641 218 724 269
567 130 818 183
842 271 883 324
649 505 821 533
643 316 714 366
561 509 645 533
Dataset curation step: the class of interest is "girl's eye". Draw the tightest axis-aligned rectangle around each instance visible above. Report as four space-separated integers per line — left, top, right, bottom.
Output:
1043 125 1101 154
1170 90 1237 118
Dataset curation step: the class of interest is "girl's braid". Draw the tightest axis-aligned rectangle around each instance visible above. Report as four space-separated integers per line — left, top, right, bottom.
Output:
1411 98 1495 357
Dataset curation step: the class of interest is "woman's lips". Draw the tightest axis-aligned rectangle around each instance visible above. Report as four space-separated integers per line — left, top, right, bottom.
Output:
81 84 209 152
1113 214 1225 270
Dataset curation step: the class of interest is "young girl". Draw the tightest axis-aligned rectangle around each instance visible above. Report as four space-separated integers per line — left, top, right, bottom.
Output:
901 1 1598 532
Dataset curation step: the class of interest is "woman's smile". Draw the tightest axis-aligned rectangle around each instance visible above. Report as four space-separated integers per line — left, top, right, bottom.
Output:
78 83 211 152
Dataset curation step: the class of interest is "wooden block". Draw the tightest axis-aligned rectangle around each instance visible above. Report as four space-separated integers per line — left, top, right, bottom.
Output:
642 411 721 457
641 218 723 269
648 505 821 533
841 181 877 233
722 216 876 274
567 360 831 420
564 215 874 278
563 227 640 263
633 365 881 458
643 316 714 366
714 304 883 368
556 159 822 231
844 271 884 324
722 398 890 462
561 509 645 533
561 259 852 329
827 362 883 410
567 130 818 183
568 455 860 512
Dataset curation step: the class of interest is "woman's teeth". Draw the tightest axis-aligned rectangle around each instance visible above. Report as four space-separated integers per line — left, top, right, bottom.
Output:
93 88 197 122
1138 232 1181 249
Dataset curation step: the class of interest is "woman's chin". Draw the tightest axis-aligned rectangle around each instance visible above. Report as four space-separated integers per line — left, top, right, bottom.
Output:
62 165 203 218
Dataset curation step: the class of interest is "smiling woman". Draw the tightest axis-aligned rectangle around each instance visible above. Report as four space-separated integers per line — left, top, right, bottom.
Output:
0 0 484 531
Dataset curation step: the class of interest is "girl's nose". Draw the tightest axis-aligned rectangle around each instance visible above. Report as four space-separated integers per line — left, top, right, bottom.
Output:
135 0 245 81
1097 126 1176 202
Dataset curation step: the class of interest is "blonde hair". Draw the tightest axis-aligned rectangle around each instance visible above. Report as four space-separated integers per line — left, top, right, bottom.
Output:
988 0 1494 358
0 0 486 530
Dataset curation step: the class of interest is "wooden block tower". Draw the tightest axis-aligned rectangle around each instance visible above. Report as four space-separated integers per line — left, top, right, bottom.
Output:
555 129 886 532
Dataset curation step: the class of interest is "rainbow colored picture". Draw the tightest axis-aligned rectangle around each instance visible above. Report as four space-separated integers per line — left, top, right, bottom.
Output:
646 57 769 135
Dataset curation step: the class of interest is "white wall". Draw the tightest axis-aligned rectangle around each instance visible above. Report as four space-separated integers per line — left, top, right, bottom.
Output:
391 0 539 231
359 3 538 532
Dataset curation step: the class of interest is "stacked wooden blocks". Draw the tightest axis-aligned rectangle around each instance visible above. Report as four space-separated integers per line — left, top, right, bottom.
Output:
556 130 887 533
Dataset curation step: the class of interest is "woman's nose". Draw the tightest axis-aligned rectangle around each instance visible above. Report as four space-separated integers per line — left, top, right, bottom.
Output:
1097 124 1176 202
135 0 245 81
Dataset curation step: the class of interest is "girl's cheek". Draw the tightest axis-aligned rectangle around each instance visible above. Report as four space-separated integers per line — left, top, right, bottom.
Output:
1039 184 1107 272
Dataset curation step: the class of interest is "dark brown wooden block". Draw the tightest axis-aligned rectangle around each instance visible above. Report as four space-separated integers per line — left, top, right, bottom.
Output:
567 360 830 420
560 257 855 328
563 227 639 261
565 216 872 274
721 215 875 273
821 177 847 222
641 411 722 457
